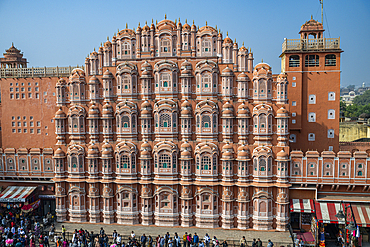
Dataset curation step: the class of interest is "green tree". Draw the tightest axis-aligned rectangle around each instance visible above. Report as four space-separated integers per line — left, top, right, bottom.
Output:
353 90 370 105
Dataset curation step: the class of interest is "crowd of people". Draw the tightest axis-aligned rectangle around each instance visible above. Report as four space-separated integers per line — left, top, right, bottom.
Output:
0 209 276 247
0 209 54 247
53 227 275 247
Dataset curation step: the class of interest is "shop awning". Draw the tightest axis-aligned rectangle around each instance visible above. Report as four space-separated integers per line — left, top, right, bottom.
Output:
0 186 37 202
290 199 315 213
351 203 370 227
315 201 347 224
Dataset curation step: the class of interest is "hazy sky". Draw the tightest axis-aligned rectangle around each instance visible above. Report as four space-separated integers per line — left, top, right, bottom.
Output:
1 0 369 87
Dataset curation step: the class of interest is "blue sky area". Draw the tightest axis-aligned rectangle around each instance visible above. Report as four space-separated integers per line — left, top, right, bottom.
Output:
0 0 369 87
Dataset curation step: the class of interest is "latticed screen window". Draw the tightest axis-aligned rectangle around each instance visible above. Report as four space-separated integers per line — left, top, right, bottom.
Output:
160 113 171 127
197 115 200 127
122 42 130 55
202 115 211 128
122 116 130 128
172 154 176 168
71 157 77 168
259 158 266 171
131 154 136 169
161 39 170 52
213 115 217 128
123 76 130 89
79 156 83 168
213 156 217 170
173 115 176 127
202 74 211 88
160 73 170 87
201 156 211 170
132 116 136 128
202 39 211 53
159 154 171 168
120 155 129 169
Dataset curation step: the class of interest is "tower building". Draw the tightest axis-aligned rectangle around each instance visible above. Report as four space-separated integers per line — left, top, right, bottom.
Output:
280 17 342 152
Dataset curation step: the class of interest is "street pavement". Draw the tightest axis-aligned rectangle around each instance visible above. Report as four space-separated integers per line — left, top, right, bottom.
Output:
54 222 292 245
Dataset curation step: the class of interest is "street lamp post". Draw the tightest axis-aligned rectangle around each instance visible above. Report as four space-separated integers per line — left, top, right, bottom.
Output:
335 202 357 247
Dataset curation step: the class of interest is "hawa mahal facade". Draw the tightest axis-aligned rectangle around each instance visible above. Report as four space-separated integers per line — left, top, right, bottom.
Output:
3 17 367 231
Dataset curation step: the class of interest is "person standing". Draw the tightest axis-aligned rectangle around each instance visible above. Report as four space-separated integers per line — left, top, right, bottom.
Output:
148 236 153 247
44 235 50 247
168 238 173 247
113 230 118 244
155 235 160 247
257 238 262 247
165 232 170 247
186 234 192 247
252 239 256 247
62 225 66 240
203 234 210 247
131 231 136 240
49 224 55 242
30 236 36 247
103 234 109 247
160 236 165 247
117 234 122 247
174 233 180 247
193 233 199 247
141 234 147 247
212 237 218 247
267 240 273 247
183 233 188 247
240 237 246 247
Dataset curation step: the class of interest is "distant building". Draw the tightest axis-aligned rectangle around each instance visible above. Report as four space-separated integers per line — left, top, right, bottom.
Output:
0 43 27 68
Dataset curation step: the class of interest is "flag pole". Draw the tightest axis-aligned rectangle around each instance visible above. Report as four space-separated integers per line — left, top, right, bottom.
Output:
321 0 324 25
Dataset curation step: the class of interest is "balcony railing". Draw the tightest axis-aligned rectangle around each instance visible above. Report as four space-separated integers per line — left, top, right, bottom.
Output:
282 38 340 52
0 66 84 78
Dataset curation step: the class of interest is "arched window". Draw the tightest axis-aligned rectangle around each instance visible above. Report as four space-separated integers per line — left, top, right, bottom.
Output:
259 114 267 132
160 113 171 128
325 54 336 66
289 55 300 67
358 171 363 176
259 158 266 171
213 115 217 128
123 75 130 90
120 155 129 169
72 117 78 129
159 154 171 168
202 115 211 128
259 80 266 97
122 42 130 55
122 116 130 128
71 157 77 168
161 39 170 53
202 38 211 54
202 73 211 89
160 73 170 88
201 156 211 170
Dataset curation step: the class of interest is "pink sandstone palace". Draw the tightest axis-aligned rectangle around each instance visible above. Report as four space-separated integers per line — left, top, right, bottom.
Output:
2 17 368 232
